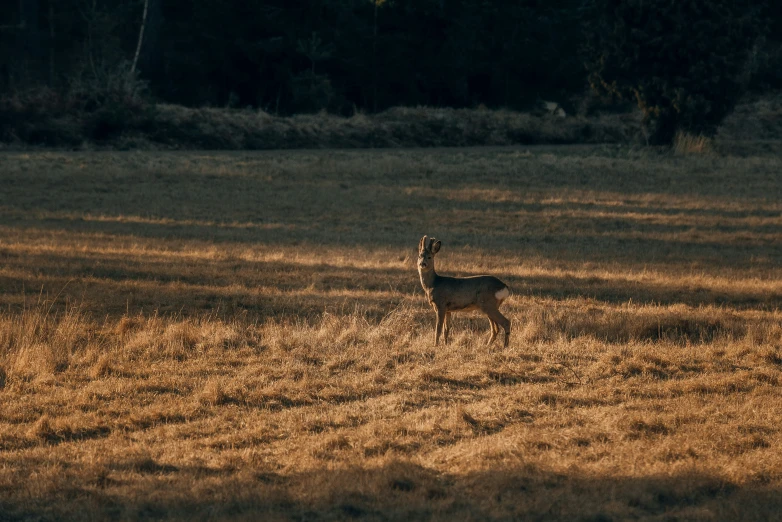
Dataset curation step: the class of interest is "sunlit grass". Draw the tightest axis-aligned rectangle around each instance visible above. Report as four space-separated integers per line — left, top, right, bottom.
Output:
0 147 781 520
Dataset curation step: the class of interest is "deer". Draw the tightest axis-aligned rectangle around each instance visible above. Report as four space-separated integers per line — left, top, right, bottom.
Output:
417 235 511 347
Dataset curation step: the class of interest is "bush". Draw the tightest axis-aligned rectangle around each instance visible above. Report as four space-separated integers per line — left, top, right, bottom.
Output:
67 63 155 141
586 0 765 145
0 66 157 146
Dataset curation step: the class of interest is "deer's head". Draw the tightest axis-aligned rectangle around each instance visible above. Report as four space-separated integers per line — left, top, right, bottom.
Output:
417 235 441 273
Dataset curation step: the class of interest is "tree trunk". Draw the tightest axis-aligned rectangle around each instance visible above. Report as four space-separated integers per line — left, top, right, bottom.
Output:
137 0 162 78
130 0 149 76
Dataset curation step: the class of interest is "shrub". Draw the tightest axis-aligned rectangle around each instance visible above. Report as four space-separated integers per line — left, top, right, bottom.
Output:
0 62 154 145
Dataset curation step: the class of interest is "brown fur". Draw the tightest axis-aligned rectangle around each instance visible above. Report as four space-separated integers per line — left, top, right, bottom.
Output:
417 235 511 347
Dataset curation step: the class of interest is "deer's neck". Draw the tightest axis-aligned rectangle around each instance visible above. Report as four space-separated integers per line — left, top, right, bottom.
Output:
418 267 437 293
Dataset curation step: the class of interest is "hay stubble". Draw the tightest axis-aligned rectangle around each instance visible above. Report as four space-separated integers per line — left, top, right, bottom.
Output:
0 147 781 520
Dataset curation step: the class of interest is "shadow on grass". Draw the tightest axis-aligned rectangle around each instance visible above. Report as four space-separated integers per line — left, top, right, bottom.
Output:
1 150 781 273
3 210 781 272
0 459 778 521
503 273 782 310
0 246 779 324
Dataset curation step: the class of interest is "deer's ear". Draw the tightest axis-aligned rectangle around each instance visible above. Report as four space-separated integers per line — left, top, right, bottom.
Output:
419 235 428 253
431 240 441 254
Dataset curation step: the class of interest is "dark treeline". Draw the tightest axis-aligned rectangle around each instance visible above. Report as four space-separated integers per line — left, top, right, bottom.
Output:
1 0 780 146
0 0 627 114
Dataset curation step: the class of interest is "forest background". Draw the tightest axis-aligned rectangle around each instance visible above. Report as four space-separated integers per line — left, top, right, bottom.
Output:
1 0 781 148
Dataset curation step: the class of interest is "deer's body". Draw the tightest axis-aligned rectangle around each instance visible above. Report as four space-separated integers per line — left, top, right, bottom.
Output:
417 236 511 347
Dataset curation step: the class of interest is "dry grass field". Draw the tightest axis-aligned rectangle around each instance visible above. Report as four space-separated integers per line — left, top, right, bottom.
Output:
0 145 781 520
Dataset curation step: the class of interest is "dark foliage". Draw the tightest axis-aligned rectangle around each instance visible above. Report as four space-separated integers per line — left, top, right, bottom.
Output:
0 0 780 148
1 0 588 114
585 0 767 144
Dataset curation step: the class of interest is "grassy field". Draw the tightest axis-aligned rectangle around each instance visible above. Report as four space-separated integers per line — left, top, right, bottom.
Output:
0 146 781 520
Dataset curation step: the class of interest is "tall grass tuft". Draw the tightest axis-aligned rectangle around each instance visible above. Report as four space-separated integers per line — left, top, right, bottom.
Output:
0 302 90 381
673 131 713 155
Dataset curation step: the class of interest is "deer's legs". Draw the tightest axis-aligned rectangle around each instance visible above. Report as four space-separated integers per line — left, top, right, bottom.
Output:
443 312 451 345
434 308 446 345
487 308 511 348
487 319 499 345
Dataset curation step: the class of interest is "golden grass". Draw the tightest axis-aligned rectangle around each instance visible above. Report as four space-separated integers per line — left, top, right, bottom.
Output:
0 146 781 520
673 132 713 156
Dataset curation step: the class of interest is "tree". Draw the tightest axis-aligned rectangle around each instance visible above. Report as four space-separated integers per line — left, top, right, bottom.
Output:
129 0 149 77
586 0 764 145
